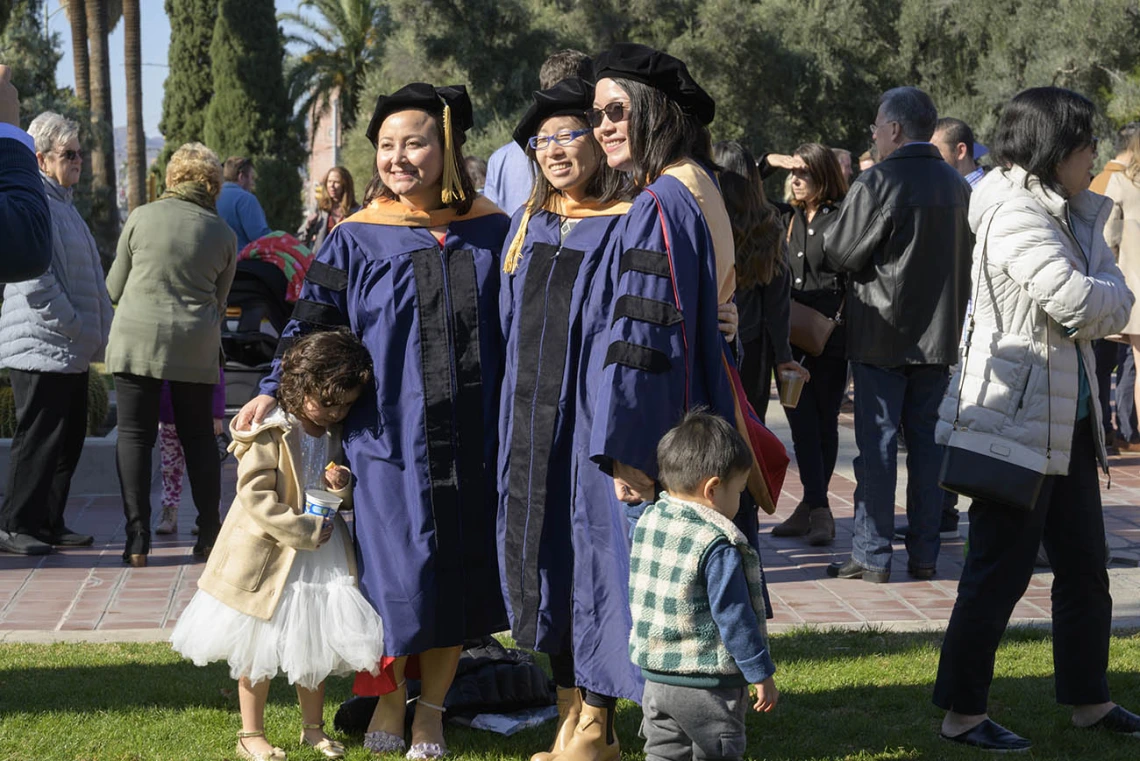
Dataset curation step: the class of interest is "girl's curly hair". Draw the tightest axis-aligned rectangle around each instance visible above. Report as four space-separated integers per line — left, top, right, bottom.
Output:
277 328 373 416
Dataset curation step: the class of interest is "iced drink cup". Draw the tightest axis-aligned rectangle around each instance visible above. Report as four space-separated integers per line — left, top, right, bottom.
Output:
779 370 804 409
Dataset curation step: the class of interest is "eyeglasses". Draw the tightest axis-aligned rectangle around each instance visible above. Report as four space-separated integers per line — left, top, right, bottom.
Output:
869 120 897 137
587 102 630 128
58 149 83 161
528 128 591 151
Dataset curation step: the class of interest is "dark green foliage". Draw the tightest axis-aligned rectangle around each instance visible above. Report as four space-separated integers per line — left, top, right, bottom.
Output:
204 0 304 231
156 0 217 175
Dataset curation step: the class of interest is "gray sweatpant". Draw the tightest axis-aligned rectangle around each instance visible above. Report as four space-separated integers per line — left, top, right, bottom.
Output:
640 680 749 761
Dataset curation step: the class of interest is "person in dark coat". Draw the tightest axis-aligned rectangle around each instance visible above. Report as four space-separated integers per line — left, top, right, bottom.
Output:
0 64 51 283
822 86 972 583
712 141 799 425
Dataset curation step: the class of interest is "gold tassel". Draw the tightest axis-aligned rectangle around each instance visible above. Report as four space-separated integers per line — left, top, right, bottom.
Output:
440 104 467 205
503 204 533 274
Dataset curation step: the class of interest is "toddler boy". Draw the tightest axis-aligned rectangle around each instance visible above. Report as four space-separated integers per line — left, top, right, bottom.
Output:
629 410 778 761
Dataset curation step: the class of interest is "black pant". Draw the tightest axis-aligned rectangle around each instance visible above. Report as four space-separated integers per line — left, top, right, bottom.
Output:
783 353 846 507
933 419 1111 714
0 370 89 536
1094 339 1119 438
740 336 775 424
115 373 220 556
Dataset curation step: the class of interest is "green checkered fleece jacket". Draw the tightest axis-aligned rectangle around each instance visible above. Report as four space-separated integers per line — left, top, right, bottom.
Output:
629 495 768 681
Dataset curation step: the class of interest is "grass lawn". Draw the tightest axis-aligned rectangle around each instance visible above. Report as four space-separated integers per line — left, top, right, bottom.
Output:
1 627 1139 760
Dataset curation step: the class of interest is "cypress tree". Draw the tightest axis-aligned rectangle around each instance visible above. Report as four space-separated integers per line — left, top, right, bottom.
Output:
157 0 217 172
204 0 303 231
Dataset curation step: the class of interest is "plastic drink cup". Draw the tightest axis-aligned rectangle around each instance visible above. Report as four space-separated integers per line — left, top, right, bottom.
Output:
304 489 342 518
779 370 805 409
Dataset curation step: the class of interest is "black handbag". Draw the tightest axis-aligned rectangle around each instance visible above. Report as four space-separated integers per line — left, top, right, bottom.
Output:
938 205 1048 512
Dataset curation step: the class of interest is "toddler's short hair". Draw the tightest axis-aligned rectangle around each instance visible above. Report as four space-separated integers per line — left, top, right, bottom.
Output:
656 410 752 495
277 328 373 415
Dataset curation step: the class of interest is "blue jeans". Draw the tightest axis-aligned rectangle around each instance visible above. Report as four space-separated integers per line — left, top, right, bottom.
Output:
850 362 949 573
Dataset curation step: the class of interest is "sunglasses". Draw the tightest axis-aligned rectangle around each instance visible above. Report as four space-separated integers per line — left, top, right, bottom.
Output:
587 102 630 128
528 128 591 151
58 149 83 161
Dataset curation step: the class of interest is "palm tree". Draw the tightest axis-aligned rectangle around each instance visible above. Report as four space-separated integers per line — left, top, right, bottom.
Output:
65 0 90 107
280 0 387 139
123 0 144 211
84 0 121 256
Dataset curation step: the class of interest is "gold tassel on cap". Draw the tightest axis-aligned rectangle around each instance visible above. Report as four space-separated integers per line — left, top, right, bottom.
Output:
503 204 533 274
440 104 467 205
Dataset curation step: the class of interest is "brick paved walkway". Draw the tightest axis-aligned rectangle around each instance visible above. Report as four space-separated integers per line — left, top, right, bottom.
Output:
2 408 1140 642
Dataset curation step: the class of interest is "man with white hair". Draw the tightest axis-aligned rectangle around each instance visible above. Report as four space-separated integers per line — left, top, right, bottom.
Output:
823 86 973 583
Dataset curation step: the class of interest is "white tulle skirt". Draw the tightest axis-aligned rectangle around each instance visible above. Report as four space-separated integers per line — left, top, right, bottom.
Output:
170 529 383 690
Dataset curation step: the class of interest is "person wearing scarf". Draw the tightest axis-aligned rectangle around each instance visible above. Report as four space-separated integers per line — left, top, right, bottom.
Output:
105 142 237 569
233 83 509 760
496 77 636 761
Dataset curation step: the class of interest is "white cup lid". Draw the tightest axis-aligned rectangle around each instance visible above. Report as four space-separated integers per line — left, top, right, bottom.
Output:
305 489 343 508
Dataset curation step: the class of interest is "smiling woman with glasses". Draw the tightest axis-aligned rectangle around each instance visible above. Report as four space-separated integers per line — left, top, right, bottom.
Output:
0 111 113 558
497 76 632 761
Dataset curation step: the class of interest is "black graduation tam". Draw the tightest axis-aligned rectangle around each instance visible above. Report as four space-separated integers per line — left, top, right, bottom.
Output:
512 78 594 149
593 43 715 125
364 83 474 148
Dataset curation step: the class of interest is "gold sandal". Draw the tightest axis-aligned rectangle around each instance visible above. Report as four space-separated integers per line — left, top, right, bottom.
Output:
300 721 346 759
236 730 287 761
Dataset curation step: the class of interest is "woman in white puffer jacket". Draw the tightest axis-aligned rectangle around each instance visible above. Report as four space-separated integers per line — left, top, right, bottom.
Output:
932 88 1139 752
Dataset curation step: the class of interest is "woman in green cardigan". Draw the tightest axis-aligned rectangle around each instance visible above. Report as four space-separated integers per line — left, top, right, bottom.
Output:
105 142 237 567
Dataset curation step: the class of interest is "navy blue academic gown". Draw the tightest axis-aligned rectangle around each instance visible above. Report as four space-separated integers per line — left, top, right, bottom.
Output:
497 204 643 702
261 197 510 656
590 170 765 582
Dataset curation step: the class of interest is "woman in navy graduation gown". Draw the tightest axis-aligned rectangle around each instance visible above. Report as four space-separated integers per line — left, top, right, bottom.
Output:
496 77 638 761
235 83 508 759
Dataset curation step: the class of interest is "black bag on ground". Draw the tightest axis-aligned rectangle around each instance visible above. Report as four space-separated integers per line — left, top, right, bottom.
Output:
333 637 556 735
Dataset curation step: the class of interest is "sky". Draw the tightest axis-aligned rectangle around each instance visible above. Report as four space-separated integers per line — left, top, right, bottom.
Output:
44 0 308 137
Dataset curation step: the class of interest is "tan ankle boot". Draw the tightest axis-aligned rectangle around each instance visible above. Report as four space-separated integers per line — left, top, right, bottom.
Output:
771 501 813 537
555 702 619 761
806 507 835 546
531 687 583 761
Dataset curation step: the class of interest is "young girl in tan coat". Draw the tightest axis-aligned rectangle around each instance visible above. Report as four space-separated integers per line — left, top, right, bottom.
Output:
171 329 384 761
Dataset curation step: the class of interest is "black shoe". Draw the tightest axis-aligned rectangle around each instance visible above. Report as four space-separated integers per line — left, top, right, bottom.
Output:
191 544 213 562
941 718 1031 752
907 562 936 580
1088 705 1140 737
826 557 890 583
33 528 94 547
0 529 52 555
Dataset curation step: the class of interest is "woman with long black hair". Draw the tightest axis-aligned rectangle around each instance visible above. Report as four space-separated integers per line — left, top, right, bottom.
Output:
583 43 780 761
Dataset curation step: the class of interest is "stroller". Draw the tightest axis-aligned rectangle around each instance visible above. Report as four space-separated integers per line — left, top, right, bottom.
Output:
222 233 314 412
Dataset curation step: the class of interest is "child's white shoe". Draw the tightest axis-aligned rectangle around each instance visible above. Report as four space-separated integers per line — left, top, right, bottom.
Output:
236 730 286 761
155 507 177 535
300 721 345 759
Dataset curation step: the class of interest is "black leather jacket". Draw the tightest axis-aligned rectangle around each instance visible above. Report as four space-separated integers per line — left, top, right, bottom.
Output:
822 143 972 366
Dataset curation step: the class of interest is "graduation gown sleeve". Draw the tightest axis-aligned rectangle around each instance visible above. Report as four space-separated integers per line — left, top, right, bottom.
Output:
589 178 734 480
